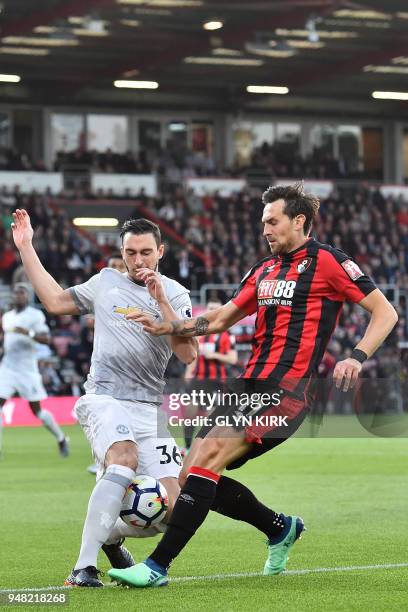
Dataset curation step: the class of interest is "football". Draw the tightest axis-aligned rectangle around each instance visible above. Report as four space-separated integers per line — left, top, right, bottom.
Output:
120 474 168 528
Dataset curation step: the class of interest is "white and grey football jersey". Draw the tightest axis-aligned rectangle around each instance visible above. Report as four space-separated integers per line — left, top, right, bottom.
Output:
70 268 192 403
1 306 49 372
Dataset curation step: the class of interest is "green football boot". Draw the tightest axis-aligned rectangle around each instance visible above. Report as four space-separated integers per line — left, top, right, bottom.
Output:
108 559 168 588
264 515 305 575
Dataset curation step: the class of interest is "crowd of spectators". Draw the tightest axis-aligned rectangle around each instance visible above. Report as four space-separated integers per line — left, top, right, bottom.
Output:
0 147 47 172
0 183 406 404
52 144 375 182
53 147 220 190
54 148 151 174
247 142 366 180
0 191 105 395
0 188 106 286
0 139 384 182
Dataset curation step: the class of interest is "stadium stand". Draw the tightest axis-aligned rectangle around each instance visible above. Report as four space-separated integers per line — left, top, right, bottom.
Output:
246 142 382 181
1 139 382 182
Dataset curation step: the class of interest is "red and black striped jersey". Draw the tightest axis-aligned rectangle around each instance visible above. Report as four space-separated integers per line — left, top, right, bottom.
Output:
195 331 235 380
231 237 376 395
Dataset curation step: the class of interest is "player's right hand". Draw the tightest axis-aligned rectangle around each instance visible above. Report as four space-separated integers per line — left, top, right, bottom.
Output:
125 311 171 336
333 357 362 392
11 209 34 250
11 326 29 335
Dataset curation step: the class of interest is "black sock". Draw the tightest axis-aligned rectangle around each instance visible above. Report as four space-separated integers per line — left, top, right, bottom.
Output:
150 468 219 569
183 424 195 449
211 476 285 539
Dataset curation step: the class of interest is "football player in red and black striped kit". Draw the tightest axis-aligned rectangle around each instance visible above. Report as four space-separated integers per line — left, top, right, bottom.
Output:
110 183 398 588
183 299 238 450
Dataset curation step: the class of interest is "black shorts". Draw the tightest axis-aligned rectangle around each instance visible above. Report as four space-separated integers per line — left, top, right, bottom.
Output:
195 378 308 470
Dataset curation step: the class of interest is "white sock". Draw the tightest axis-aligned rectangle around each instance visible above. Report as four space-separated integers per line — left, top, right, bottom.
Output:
104 518 167 545
37 409 65 442
75 464 136 570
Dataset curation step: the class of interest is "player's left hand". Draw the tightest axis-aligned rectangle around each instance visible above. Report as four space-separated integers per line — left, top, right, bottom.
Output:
134 268 167 303
333 358 362 392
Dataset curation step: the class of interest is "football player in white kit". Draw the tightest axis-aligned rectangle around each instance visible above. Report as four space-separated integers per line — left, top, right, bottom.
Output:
11 210 197 587
0 284 69 457
86 252 126 476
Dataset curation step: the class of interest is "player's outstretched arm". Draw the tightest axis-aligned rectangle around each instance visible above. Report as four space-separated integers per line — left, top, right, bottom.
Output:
126 301 246 337
11 209 80 315
333 288 398 392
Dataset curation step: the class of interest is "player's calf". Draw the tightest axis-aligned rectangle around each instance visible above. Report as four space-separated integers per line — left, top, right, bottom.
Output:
180 431 250 485
159 476 179 519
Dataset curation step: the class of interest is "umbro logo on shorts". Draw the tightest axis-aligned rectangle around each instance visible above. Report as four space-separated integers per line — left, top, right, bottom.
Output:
180 493 194 504
116 424 130 434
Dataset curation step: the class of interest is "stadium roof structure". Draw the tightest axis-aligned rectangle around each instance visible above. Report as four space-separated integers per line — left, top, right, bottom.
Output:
2 0 408 117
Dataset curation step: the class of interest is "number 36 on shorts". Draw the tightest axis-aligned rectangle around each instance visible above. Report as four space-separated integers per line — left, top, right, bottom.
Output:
156 444 183 466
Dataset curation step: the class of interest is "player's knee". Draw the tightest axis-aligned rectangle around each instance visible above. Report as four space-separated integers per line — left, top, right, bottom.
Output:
106 440 138 470
178 467 189 488
29 402 40 415
193 438 225 473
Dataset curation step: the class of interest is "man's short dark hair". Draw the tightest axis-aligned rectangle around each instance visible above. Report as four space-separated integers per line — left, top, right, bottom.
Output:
120 218 162 247
262 182 320 235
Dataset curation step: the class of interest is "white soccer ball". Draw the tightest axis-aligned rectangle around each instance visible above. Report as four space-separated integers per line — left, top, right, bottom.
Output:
120 474 168 528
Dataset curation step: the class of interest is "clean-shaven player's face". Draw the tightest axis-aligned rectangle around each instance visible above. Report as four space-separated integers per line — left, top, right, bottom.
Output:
121 232 164 283
13 288 29 309
262 199 307 255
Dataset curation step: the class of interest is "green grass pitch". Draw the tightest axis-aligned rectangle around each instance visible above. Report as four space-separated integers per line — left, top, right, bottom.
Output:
0 422 407 611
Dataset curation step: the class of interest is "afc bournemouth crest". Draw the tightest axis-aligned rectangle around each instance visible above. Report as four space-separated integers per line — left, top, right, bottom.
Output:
297 257 312 274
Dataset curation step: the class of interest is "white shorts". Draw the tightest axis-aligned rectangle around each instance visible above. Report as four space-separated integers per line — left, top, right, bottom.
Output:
74 394 182 481
0 366 47 402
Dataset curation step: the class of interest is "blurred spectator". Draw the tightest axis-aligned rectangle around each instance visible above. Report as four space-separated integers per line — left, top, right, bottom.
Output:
38 358 65 396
